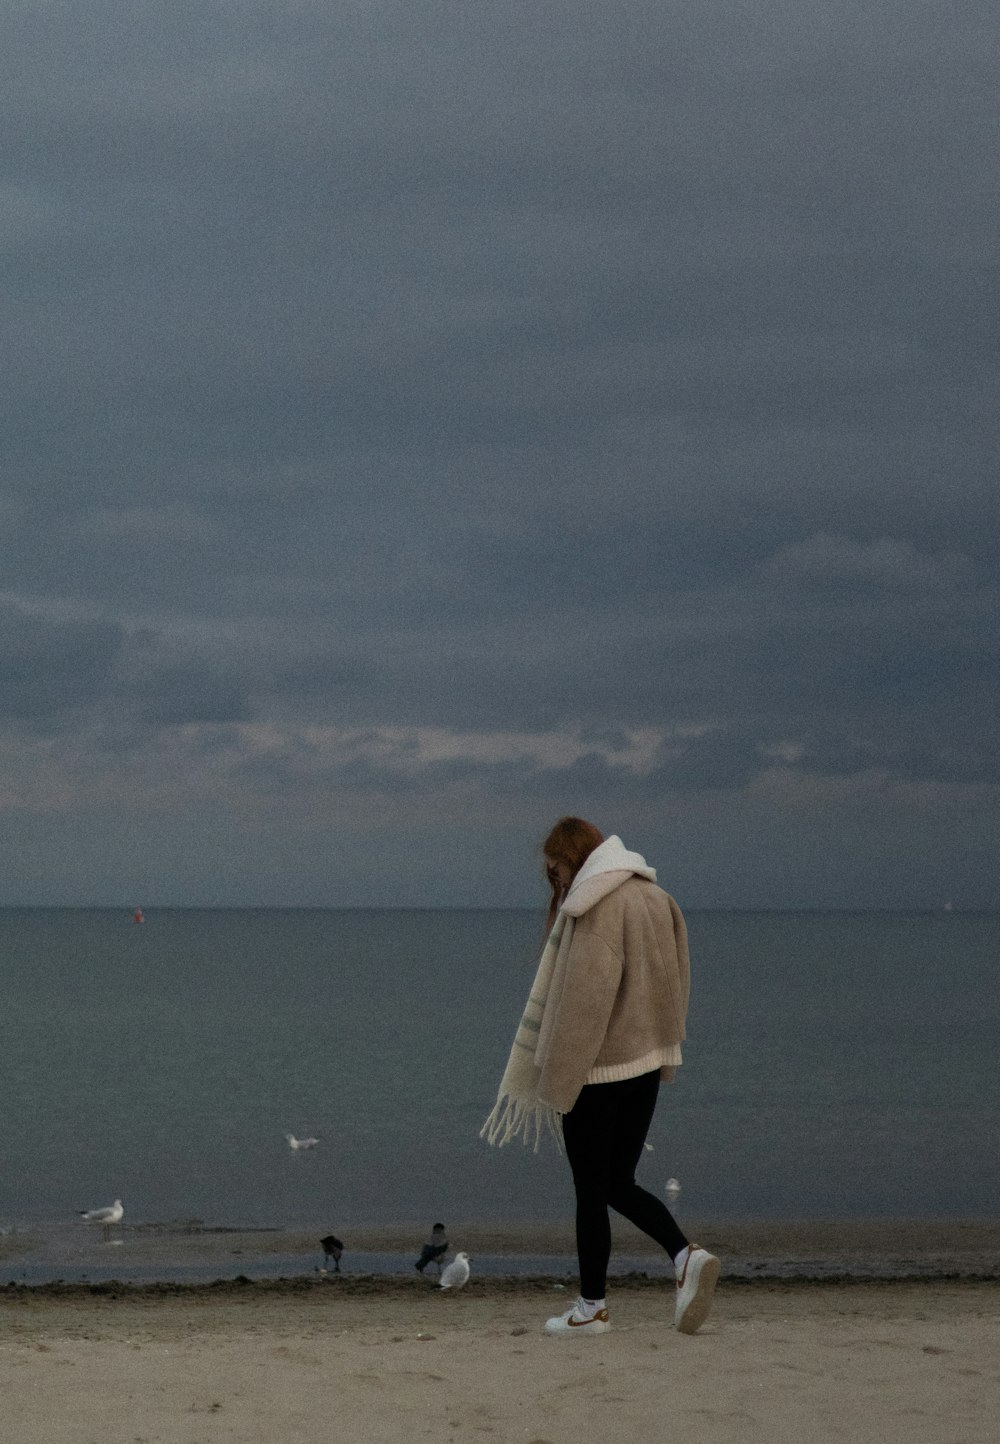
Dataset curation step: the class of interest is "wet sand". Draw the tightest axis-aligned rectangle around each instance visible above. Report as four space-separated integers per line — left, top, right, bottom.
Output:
3 1217 997 1286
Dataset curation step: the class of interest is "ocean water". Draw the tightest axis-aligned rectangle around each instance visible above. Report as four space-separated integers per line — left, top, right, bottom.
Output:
0 907 996 1242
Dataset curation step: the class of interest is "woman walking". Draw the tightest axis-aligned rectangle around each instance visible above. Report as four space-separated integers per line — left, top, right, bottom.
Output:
482 816 719 1335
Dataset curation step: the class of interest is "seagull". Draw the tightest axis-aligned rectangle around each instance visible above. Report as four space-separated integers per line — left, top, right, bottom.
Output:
320 1234 344 1272
80 1199 124 1241
286 1134 319 1150
437 1251 471 1291
415 1223 449 1275
664 1177 681 1203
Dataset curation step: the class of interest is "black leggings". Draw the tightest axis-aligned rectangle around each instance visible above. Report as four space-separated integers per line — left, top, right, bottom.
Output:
562 1070 689 1300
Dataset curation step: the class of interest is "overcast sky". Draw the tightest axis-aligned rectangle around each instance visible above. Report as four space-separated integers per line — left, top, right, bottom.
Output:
2 0 996 908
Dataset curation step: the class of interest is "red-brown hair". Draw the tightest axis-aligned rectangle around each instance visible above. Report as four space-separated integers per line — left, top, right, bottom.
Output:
541 816 604 931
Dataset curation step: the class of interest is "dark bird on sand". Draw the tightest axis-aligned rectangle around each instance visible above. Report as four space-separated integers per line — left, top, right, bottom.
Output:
320 1234 344 1271
415 1222 448 1274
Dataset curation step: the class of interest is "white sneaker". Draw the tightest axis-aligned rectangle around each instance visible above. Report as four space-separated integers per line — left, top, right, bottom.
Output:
544 1299 611 1336
674 1245 720 1334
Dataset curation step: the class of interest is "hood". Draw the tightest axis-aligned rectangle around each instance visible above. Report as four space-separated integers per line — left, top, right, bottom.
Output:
561 835 657 918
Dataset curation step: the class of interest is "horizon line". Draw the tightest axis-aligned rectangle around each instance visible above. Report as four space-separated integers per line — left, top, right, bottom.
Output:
0 902 989 916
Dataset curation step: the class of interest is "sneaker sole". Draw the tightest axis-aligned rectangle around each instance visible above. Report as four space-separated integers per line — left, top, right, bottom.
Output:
544 1320 611 1336
676 1254 721 1334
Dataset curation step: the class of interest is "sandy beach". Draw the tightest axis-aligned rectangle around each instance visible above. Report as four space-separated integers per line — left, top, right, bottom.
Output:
2 1273 997 1443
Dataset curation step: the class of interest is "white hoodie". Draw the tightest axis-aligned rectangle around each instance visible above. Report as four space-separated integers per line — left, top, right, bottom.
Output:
562 835 658 917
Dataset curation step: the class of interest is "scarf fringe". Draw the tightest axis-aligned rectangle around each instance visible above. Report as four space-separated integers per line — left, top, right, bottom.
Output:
479 1092 564 1154
480 910 570 1155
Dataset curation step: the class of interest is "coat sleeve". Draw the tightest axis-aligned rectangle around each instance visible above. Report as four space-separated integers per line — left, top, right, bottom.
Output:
537 917 623 1114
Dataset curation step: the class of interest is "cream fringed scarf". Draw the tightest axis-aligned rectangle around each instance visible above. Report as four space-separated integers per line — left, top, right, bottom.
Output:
480 910 573 1152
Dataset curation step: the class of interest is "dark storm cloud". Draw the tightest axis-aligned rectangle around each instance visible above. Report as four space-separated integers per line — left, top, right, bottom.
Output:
1 0 997 904
6 1 996 480
132 661 254 726
0 601 124 722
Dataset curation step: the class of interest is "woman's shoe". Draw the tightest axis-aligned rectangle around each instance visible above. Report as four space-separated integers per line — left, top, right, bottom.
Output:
674 1245 720 1333
544 1299 611 1335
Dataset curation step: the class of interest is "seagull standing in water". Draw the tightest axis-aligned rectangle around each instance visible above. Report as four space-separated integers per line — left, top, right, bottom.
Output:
80 1199 124 1241
437 1251 471 1291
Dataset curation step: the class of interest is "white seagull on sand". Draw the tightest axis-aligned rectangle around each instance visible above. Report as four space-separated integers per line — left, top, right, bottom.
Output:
80 1199 124 1239
286 1134 319 1151
437 1251 471 1290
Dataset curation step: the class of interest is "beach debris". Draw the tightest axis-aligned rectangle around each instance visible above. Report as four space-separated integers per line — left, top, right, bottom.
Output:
286 1133 319 1150
415 1222 449 1274
320 1234 344 1271
644 1142 655 1151
80 1198 124 1241
437 1251 471 1290
664 1177 681 1202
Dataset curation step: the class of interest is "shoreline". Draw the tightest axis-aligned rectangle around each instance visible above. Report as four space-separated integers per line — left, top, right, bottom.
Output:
5 1274 1000 1302
2 1218 997 1290
9 1216 997 1245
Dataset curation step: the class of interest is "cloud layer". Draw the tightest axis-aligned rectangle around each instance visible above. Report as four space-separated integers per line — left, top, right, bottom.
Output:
2 0 997 906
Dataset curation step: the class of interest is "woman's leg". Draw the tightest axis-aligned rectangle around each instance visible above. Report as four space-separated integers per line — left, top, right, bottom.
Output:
563 1073 688 1299
562 1085 615 1299
603 1073 689 1260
